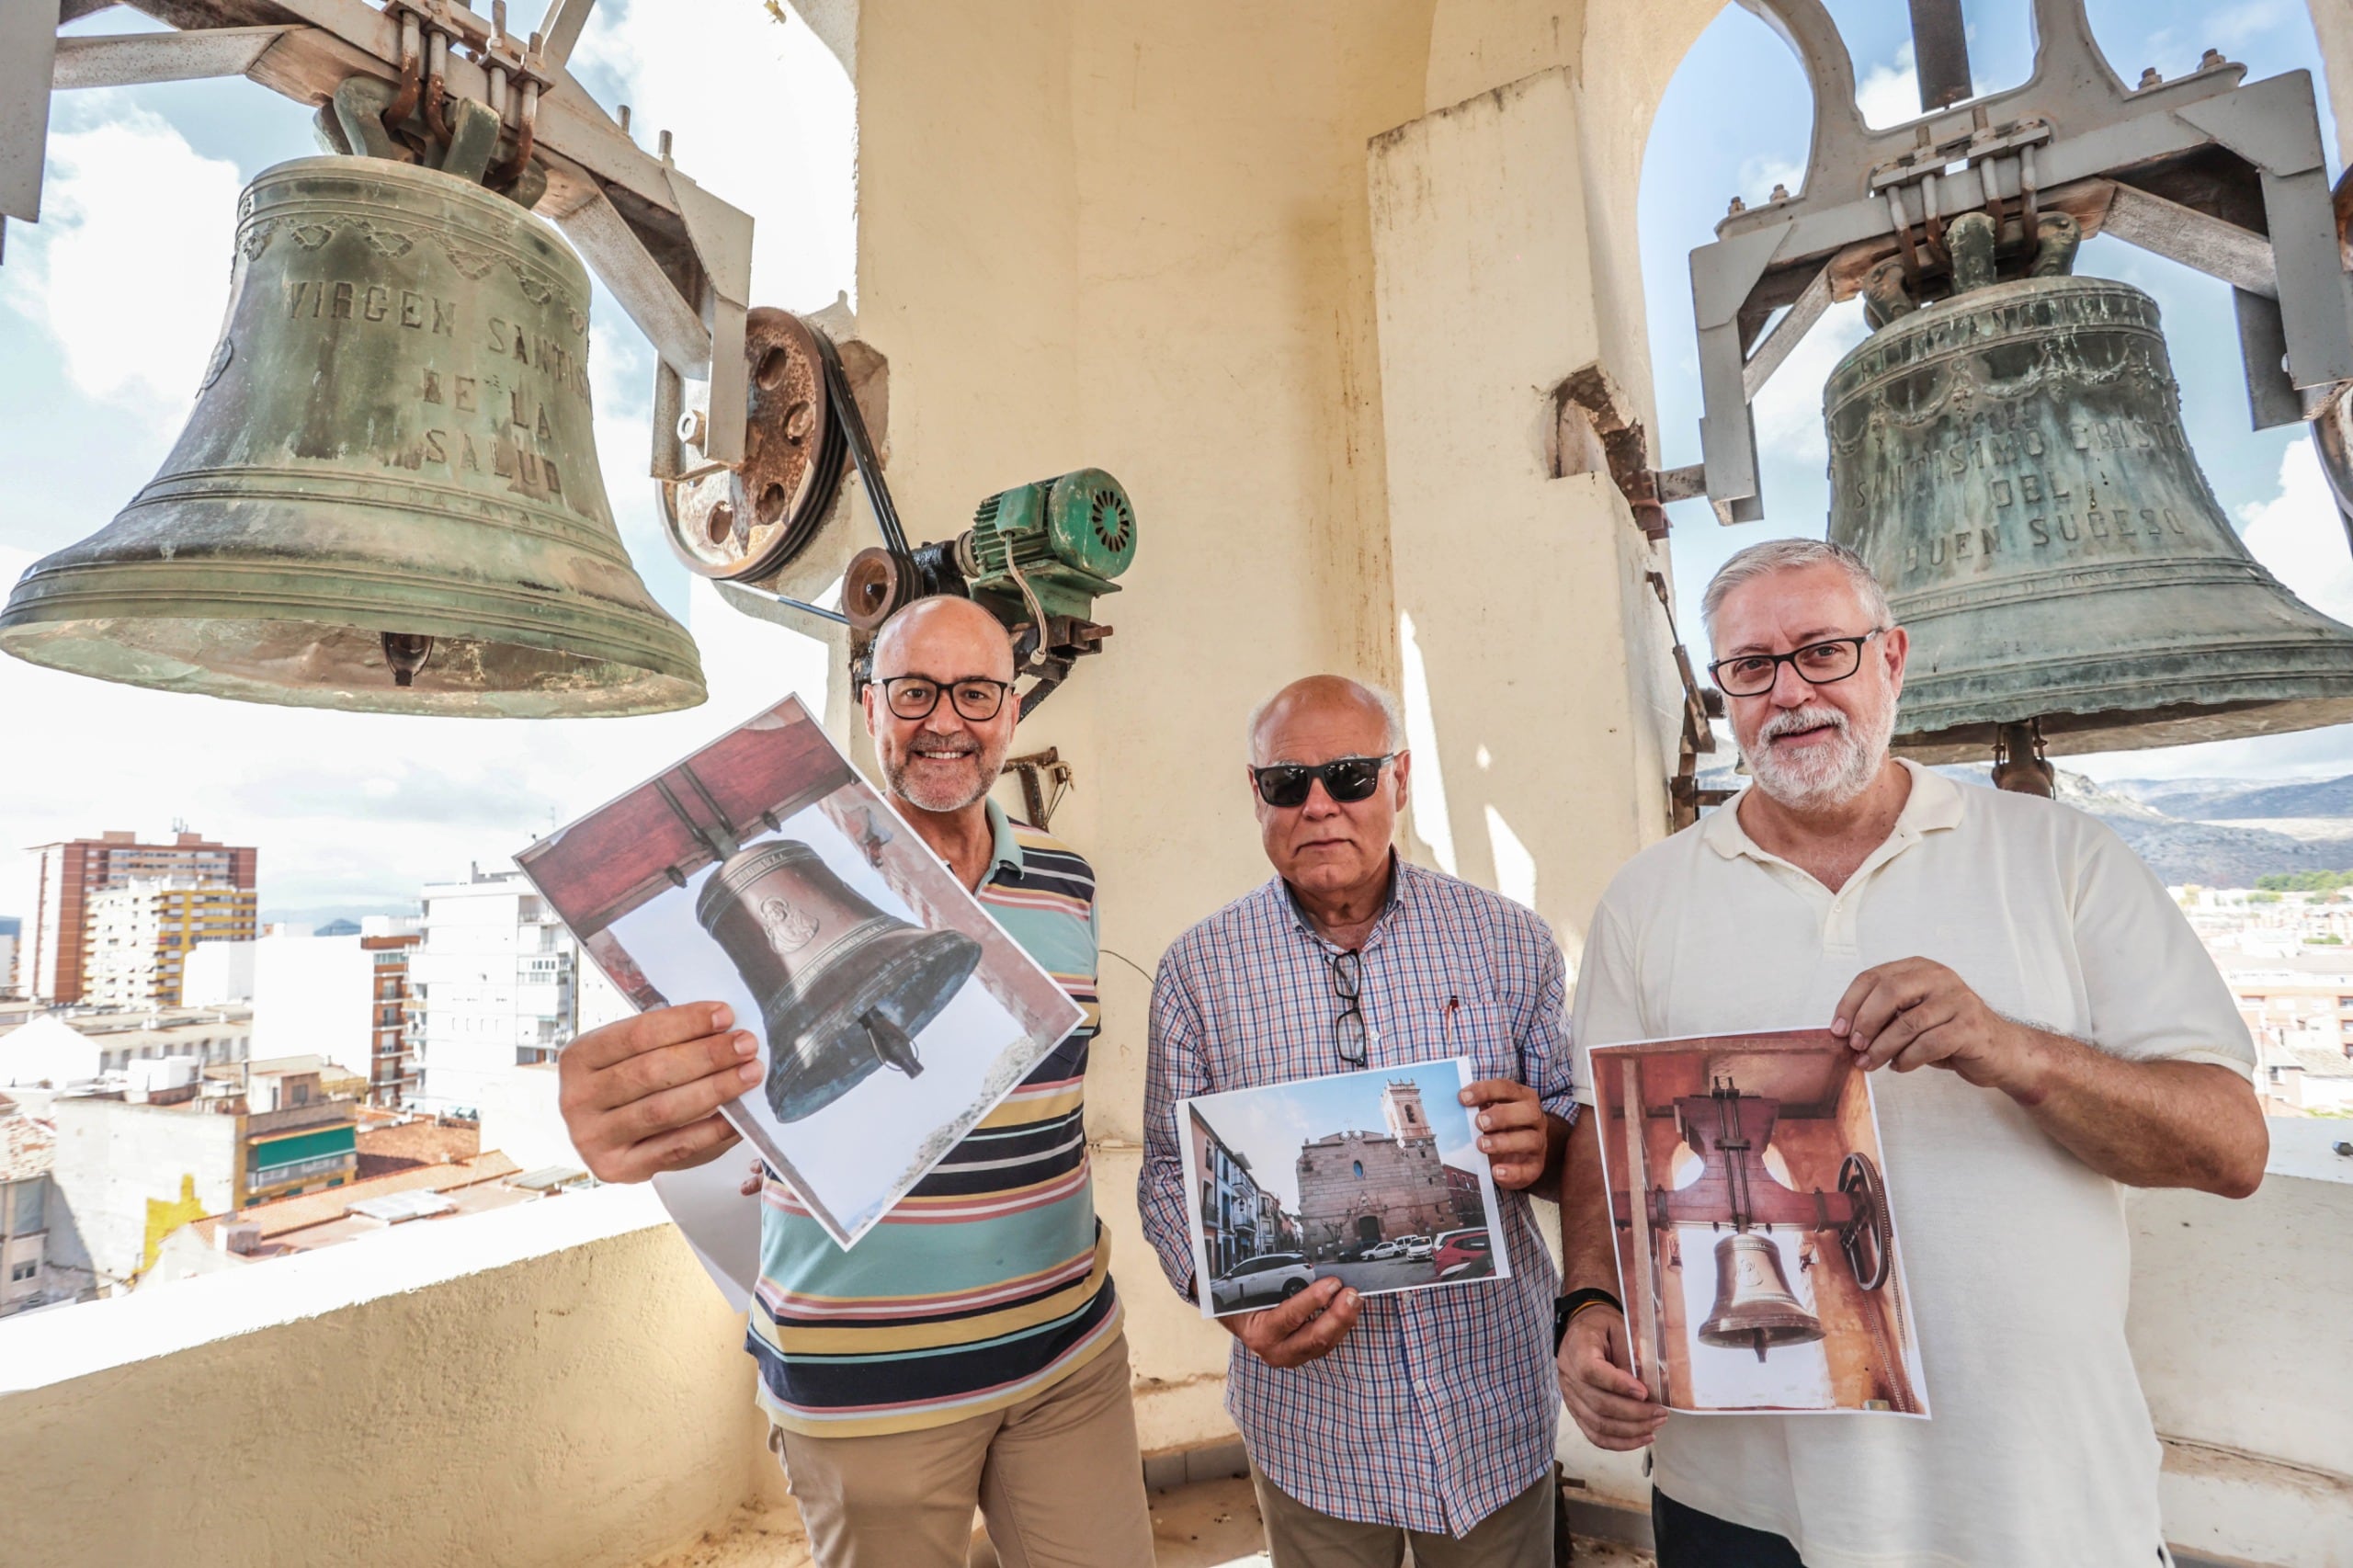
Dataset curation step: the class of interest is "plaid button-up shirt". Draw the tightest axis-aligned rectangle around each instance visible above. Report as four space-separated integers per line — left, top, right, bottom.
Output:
1139 856 1576 1537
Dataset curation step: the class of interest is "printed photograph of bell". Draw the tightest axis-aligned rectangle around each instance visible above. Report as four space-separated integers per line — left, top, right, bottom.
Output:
0 155 706 717
1698 1230 1824 1363
696 838 983 1122
1825 217 2353 763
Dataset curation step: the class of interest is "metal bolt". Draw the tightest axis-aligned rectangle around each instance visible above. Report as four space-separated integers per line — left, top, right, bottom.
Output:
2138 67 2163 88
2336 1140 2353 1157
659 129 674 161
677 409 708 450
1727 196 1746 216
619 104 631 135
2200 48 2226 71
1769 184 1790 202
491 0 506 43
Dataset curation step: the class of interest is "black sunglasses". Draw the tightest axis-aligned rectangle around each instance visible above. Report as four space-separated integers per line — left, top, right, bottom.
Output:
1251 754 1396 809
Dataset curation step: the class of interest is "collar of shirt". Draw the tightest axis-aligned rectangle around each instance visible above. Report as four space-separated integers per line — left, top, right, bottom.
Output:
1277 847 1411 951
1699 757 1965 886
983 796 1026 887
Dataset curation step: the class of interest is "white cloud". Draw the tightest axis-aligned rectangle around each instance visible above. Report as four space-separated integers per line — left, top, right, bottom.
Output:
2209 0 2296 49
571 0 857 313
1738 154 1806 205
2240 437 2353 624
1856 40 1923 131
1751 297 1869 466
0 103 242 420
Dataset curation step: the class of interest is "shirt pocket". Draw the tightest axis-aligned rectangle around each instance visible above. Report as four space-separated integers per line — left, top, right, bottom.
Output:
1385 993 1515 1085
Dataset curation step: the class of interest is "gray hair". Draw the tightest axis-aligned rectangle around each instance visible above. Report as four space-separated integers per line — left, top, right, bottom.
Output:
1699 538 1894 643
1245 676 1406 762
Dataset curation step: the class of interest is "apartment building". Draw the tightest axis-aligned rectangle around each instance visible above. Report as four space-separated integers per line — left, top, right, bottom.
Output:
408 869 576 1116
26 830 257 1005
83 879 259 1011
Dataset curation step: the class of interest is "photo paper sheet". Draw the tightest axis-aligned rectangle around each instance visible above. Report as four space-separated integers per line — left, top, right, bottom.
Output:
1176 1058 1511 1319
517 694 1085 1249
1590 1029 1928 1415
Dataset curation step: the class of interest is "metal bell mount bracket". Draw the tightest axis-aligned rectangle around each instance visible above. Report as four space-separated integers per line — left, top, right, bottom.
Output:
1669 0 2353 537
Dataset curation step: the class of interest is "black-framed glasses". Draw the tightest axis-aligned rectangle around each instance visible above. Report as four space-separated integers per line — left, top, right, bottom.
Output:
1328 949 1367 1068
877 674 1016 723
1252 754 1396 809
1708 630 1886 699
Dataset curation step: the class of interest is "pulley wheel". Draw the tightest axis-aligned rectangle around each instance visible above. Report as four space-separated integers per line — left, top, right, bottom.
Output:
1836 1152 1893 1291
843 545 918 632
661 307 850 581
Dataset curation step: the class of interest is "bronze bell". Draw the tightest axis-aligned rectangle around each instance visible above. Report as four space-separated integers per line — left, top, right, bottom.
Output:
697 839 983 1122
1698 1230 1824 1362
1825 210 2353 769
0 155 705 717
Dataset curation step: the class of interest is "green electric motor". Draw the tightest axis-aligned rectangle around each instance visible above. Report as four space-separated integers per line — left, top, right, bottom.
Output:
962 468 1138 626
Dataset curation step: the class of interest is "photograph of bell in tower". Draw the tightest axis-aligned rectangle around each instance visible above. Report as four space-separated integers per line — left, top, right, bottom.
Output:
1591 1029 1929 1416
516 693 1085 1249
1177 1058 1509 1319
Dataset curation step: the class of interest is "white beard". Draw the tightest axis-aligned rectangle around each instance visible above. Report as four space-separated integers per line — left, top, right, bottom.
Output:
1741 700 1893 812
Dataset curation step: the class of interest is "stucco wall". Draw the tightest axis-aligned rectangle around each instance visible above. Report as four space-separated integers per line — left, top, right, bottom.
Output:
0 1187 774 1568
50 1095 242 1283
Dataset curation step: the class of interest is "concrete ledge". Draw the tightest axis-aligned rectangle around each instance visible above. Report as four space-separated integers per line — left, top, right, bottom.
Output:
0 1186 770 1568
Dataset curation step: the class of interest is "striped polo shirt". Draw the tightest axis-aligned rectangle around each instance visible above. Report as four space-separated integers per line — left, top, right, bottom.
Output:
746 800 1122 1437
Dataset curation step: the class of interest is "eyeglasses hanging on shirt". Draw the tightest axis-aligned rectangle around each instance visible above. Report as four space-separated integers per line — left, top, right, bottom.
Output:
1328 948 1367 1067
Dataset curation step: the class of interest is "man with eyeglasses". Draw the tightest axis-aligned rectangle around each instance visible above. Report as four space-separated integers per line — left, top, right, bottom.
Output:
553 595 1154 1568
1140 674 1576 1566
1556 539 2265 1568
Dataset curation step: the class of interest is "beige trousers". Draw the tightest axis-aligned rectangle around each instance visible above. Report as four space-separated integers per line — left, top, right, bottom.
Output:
770 1333 1155 1568
1250 1465 1557 1568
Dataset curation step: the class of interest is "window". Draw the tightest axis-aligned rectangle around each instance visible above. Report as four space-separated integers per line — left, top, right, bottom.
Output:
9 1179 44 1233
9 1260 34 1282
1352 1160 1364 1179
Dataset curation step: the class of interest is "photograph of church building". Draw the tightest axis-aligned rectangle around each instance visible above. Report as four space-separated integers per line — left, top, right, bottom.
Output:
1176 1058 1509 1318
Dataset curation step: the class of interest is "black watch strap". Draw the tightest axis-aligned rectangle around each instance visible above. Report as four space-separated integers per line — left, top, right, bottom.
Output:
1553 1287 1623 1349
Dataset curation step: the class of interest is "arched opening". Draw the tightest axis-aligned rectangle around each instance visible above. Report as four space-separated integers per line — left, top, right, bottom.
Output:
1636 0 2352 787
1356 1215 1382 1244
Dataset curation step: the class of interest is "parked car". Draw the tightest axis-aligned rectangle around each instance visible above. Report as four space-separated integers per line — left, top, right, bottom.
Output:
1210 1252 1313 1309
1431 1228 1493 1280
1361 1240 1404 1262
1398 1234 1435 1261
1334 1239 1375 1264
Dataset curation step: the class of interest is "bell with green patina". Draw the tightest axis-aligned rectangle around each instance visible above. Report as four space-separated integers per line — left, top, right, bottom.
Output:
0 155 705 717
1824 243 2353 764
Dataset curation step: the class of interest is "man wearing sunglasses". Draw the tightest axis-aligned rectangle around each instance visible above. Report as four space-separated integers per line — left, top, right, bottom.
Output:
1557 539 2264 1568
1140 674 1576 1566
553 595 1153 1568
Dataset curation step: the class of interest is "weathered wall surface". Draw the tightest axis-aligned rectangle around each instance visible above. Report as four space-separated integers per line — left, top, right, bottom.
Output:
0 1191 773 1568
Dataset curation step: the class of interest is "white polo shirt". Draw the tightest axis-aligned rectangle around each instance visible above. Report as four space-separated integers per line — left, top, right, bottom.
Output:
1571 761 2254 1568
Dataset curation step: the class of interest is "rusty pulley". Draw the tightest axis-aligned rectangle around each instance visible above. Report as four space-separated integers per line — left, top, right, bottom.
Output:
1826 211 2353 767
660 308 851 581
0 155 705 717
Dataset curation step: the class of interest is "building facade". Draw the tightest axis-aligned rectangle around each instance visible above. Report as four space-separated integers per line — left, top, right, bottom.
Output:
0 1007 253 1088
408 869 577 1116
0 916 19 1000
83 879 259 1011
1188 1104 1286 1278
1294 1080 1471 1259
26 830 257 1005
362 921 425 1108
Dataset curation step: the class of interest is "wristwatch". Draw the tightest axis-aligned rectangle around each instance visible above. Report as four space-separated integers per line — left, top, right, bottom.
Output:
1553 1287 1623 1350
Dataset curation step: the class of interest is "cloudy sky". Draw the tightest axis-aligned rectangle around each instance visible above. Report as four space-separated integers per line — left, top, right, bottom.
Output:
2 0 2349 926
0 1 852 923
1643 0 2353 784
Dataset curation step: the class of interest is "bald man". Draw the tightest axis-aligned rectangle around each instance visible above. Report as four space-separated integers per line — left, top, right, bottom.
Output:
557 597 1153 1568
1139 676 1576 1567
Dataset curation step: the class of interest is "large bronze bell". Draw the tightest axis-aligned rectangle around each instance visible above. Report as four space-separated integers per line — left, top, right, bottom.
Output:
1825 216 2353 766
697 839 983 1122
0 156 705 717
1698 1230 1824 1363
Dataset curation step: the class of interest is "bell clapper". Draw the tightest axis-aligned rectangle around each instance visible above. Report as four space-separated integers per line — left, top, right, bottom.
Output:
381 632 435 688
1992 719 2056 798
863 1010 925 1079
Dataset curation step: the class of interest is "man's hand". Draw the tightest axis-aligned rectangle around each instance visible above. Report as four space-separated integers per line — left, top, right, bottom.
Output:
1558 1306 1667 1451
556 1002 762 1183
740 1156 767 1198
1460 1078 1557 1189
1832 958 2040 1096
1220 1276 1360 1369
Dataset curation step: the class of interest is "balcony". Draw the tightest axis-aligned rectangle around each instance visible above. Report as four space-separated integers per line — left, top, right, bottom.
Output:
0 1127 2343 1567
